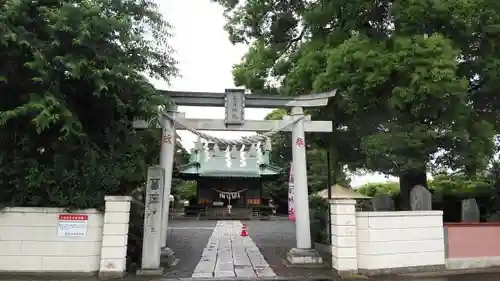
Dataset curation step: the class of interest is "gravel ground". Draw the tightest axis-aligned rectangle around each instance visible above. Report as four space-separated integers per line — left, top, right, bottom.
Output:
162 220 218 279
244 220 337 279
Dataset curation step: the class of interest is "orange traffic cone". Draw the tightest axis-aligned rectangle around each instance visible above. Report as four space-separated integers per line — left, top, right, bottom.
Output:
240 223 248 237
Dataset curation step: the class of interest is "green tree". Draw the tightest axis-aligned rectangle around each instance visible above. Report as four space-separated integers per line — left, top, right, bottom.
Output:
213 0 496 210
172 144 192 198
0 0 177 209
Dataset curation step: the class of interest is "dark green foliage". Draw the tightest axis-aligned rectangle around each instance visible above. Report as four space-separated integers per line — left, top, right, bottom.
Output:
126 192 146 271
309 195 329 244
0 0 178 210
213 0 500 210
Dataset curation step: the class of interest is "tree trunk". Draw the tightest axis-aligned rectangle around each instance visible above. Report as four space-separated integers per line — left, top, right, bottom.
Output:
329 143 348 185
398 170 428 210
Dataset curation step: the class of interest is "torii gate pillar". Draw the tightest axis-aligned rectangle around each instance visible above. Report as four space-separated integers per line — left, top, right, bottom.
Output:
159 106 176 250
290 106 311 249
285 106 324 265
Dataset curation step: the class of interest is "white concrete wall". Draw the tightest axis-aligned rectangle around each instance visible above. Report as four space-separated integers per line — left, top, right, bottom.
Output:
0 196 132 275
356 211 445 271
0 207 103 273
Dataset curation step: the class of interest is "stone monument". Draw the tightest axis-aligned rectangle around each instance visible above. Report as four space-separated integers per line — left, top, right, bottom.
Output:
461 198 480 222
410 185 432 211
137 166 165 276
371 194 395 211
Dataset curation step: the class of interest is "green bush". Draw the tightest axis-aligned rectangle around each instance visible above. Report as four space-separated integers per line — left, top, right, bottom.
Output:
309 195 329 244
124 187 145 272
357 176 498 221
430 176 494 198
357 182 400 197
358 177 495 198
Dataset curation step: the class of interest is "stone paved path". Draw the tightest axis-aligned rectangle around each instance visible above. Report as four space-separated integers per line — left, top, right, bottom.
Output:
191 220 276 279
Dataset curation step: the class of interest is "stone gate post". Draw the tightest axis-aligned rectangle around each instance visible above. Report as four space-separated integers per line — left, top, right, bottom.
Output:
99 195 133 278
330 199 358 274
328 185 369 274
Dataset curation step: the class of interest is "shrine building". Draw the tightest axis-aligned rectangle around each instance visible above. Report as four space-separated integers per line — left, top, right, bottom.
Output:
177 139 282 219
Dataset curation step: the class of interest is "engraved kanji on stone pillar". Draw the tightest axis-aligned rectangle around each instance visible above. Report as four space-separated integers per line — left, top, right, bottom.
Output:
138 166 165 274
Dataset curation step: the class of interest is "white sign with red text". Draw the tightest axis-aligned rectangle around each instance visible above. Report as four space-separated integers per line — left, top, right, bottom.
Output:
57 214 88 237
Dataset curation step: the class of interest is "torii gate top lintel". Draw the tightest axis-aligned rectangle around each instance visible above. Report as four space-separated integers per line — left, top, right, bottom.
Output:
161 89 336 108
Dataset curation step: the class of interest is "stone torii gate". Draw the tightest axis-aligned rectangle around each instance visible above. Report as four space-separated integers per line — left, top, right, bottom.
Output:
135 89 335 274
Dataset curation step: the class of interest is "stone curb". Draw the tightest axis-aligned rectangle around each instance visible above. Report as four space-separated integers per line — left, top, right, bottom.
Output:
397 267 500 277
158 277 339 281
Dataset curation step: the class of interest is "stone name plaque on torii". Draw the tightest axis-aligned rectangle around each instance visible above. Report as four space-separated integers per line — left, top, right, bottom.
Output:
225 89 245 125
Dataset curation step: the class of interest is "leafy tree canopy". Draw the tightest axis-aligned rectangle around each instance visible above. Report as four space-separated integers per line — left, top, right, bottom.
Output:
213 0 498 208
0 0 177 209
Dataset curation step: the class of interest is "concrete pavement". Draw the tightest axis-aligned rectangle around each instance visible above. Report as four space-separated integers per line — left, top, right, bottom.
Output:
163 220 217 279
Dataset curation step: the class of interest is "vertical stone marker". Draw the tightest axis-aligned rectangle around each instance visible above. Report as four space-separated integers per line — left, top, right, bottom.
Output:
372 194 395 211
137 166 165 276
461 198 480 222
410 185 432 211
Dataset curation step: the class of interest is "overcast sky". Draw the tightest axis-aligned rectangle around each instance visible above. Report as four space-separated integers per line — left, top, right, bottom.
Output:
152 0 396 187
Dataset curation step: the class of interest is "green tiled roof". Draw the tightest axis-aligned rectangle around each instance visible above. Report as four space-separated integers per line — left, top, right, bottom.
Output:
178 146 282 179
200 171 261 178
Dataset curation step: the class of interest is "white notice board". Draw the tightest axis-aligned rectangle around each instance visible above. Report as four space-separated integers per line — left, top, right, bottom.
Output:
57 214 88 237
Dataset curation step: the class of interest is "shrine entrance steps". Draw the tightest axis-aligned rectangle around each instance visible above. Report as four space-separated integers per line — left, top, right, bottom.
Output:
206 207 252 219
